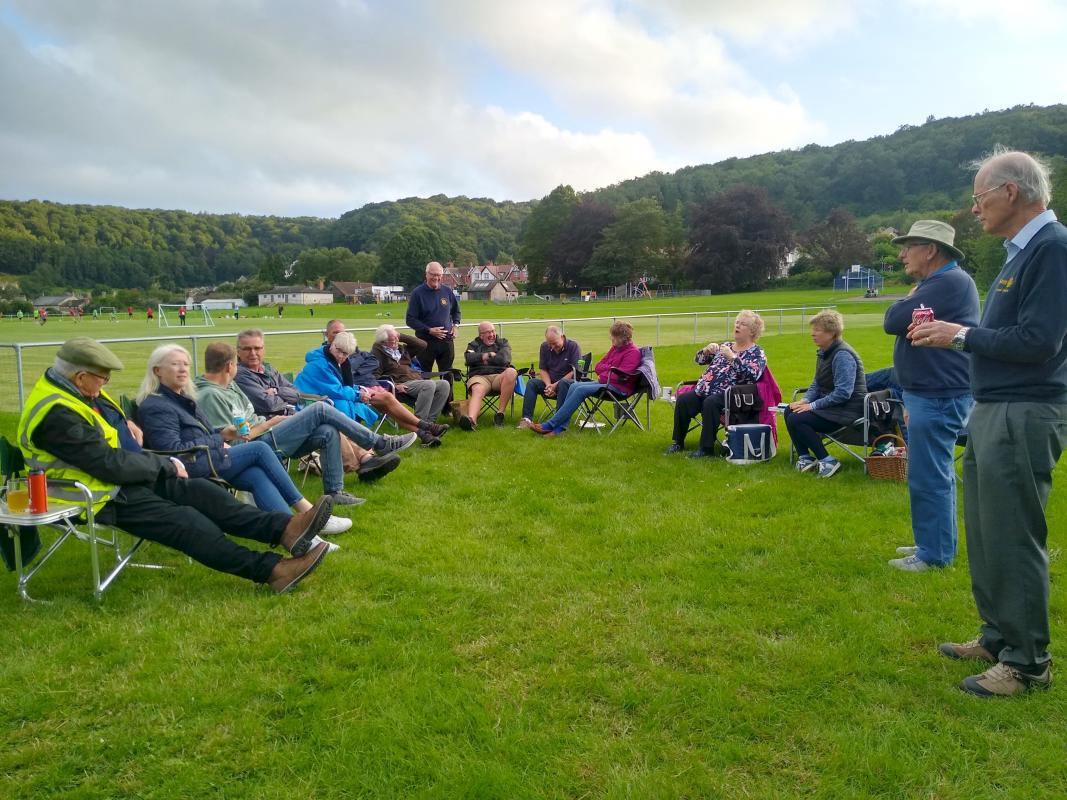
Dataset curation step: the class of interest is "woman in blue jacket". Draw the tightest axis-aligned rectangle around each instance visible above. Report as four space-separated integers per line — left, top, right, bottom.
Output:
295 335 380 427
136 344 350 535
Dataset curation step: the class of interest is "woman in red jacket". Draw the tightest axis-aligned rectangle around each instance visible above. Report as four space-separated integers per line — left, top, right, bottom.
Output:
530 321 641 437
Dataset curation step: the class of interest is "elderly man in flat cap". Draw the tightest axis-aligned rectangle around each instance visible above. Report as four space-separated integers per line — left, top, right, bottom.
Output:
883 220 980 575
17 337 332 594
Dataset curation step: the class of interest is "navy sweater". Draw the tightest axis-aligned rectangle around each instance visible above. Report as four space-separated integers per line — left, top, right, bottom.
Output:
405 283 460 338
883 264 979 397
967 220 1067 403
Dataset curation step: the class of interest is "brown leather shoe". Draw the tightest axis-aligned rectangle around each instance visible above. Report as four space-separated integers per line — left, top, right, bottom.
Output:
938 638 996 663
281 495 333 557
269 541 329 594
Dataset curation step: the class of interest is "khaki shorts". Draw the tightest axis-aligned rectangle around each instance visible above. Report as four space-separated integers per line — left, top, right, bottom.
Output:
467 372 508 392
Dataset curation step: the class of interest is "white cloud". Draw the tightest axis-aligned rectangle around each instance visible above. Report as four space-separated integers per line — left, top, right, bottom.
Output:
6 0 1057 217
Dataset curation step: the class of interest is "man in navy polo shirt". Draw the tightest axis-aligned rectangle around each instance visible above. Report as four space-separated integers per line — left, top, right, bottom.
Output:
518 325 582 428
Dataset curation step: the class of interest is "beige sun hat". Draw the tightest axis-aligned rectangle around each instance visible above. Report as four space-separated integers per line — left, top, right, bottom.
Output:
891 220 965 262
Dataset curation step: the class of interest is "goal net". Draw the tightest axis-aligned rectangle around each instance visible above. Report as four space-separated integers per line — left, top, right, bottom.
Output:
157 303 216 328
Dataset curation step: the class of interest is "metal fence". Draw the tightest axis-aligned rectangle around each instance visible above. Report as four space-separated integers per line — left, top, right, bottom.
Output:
0 306 837 409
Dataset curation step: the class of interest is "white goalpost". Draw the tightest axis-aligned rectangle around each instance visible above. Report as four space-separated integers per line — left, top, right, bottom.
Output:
157 303 216 328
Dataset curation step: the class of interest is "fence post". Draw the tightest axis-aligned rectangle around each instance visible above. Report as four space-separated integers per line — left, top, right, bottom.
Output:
189 335 200 377
15 344 25 407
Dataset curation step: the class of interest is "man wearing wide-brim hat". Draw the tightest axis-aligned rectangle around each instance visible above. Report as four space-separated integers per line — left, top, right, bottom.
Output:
882 220 979 576
16 337 332 594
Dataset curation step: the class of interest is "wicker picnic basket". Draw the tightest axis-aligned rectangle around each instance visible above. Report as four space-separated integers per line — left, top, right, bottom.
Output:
866 434 908 481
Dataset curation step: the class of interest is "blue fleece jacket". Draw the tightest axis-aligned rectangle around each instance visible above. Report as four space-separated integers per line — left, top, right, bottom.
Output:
883 263 979 397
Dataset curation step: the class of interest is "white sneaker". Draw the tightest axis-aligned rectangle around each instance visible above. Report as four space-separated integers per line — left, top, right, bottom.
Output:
817 458 841 478
888 555 933 572
517 418 533 429
320 515 352 535
311 535 341 553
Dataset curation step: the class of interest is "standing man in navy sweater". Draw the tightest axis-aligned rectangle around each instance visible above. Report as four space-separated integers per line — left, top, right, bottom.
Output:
406 261 461 373
883 220 979 573
911 148 1067 697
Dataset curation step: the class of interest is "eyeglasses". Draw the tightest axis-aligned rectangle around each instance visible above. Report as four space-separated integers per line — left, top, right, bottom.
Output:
899 241 932 252
972 183 1007 207
238 345 264 352
82 370 110 385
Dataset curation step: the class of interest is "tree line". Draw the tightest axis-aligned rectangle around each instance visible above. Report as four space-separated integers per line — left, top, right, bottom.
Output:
2 104 1066 299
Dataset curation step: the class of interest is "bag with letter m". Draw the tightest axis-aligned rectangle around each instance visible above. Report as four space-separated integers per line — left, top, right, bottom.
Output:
724 423 776 465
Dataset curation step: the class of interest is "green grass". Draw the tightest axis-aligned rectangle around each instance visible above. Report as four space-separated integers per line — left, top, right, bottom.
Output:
1 291 1065 798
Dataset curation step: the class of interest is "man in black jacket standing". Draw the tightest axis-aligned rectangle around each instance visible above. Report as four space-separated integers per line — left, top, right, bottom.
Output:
911 148 1067 697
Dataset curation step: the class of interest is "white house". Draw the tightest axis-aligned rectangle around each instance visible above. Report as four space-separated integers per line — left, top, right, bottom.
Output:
257 286 334 306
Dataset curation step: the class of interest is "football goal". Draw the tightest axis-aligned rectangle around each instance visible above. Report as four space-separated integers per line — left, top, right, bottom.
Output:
157 304 216 328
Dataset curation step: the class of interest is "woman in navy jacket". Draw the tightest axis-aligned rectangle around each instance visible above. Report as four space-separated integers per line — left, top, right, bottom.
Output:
136 344 349 536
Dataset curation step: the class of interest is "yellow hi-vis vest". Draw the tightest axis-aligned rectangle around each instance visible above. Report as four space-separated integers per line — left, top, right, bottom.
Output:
17 374 121 513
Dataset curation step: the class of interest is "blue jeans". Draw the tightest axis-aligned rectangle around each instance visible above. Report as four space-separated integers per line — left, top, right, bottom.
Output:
901 390 973 567
269 402 378 494
220 440 303 512
521 377 573 420
543 381 611 432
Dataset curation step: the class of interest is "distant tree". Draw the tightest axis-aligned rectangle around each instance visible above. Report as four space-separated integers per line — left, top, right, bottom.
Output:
379 224 451 288
1049 155 1067 220
870 232 901 268
584 198 671 288
518 185 578 287
547 200 615 287
801 208 872 272
293 247 378 284
685 186 794 292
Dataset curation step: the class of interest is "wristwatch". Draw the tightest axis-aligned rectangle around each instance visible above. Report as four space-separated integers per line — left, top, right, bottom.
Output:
951 327 970 352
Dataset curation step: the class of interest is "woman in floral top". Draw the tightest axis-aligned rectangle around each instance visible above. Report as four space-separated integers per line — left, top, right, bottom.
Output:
665 310 767 458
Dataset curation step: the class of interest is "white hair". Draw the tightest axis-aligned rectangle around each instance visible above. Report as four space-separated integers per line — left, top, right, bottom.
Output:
137 344 195 402
51 355 81 381
971 145 1052 206
374 324 397 345
332 331 357 355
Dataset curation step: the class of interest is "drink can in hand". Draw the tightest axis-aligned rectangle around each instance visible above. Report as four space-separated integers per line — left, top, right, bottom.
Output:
912 305 935 326
233 414 251 436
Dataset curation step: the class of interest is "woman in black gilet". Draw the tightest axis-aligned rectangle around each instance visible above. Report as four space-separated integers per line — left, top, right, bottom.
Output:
785 309 866 478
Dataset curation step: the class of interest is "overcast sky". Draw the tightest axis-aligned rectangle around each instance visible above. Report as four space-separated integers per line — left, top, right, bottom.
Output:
2 0 1065 218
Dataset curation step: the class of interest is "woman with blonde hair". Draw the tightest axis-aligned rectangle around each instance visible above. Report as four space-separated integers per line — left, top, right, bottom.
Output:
136 344 351 536
785 309 866 477
666 310 767 458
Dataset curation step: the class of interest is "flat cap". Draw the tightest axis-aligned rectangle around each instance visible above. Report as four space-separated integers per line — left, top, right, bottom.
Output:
56 337 125 372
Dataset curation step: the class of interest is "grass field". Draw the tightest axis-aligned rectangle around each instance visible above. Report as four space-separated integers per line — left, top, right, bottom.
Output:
2 289 1065 799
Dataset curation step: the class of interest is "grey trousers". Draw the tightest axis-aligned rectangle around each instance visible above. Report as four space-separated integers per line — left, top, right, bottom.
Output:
963 401 1067 668
399 379 451 421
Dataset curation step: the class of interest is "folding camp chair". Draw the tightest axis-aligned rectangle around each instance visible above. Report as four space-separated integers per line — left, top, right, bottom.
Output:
672 381 760 439
462 365 530 421
536 353 592 423
1 436 158 601
787 389 905 471
574 346 657 434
